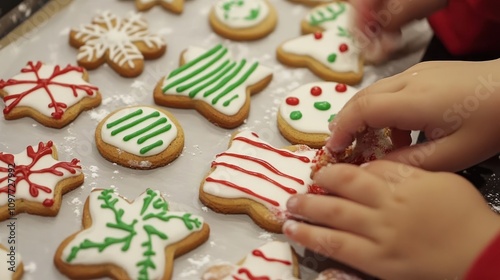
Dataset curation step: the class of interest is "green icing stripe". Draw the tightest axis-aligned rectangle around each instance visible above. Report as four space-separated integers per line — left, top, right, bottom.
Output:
212 62 259 105
106 109 143 129
223 95 239 107
163 48 229 92
123 118 168 142
140 140 164 155
138 124 172 144
189 62 237 97
167 44 223 79
174 60 230 96
111 112 160 136
204 59 247 98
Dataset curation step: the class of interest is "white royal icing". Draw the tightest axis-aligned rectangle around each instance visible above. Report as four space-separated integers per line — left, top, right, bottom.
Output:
213 0 270 29
61 189 205 280
202 131 316 216
73 11 165 69
0 142 82 207
279 82 357 134
305 2 352 31
1 62 99 118
161 44 272 116
281 29 360 73
0 246 22 280
101 106 179 157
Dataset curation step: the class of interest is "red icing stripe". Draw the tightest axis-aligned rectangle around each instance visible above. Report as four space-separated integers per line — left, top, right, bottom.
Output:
205 177 280 206
233 136 311 163
233 268 270 280
252 249 292 265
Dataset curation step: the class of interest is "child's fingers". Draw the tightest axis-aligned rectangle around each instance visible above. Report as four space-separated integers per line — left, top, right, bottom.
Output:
283 220 378 273
359 160 425 185
313 164 387 207
286 194 377 238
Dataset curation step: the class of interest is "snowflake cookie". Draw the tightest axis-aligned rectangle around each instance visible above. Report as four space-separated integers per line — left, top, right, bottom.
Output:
278 82 357 148
0 244 23 280
95 106 185 170
70 11 166 78
0 141 83 221
199 131 317 233
301 1 352 34
0 61 101 128
154 44 273 128
135 0 184 14
54 188 210 280
201 241 300 280
209 0 278 41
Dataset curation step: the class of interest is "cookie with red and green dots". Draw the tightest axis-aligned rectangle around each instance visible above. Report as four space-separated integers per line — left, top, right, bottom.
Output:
278 82 357 148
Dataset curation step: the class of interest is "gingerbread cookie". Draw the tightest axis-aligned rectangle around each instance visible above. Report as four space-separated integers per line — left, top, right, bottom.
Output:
135 0 184 14
70 11 166 78
202 241 300 280
199 131 316 233
0 61 101 128
301 1 351 34
287 0 334 6
154 44 273 128
278 82 357 148
209 0 278 41
0 141 83 221
0 244 23 280
54 188 209 280
95 106 184 170
277 8 363 85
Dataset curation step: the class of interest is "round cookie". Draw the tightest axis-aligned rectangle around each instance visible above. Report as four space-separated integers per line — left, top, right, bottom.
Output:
95 106 184 169
209 0 278 41
278 82 357 148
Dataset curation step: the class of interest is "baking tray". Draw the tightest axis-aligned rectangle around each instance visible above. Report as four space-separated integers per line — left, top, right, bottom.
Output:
0 0 433 279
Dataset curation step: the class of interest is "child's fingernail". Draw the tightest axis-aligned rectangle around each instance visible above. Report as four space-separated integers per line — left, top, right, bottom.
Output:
360 162 370 168
286 196 298 211
283 220 298 236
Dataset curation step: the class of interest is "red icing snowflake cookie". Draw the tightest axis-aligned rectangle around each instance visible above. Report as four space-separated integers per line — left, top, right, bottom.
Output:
0 61 101 128
70 11 166 78
201 241 300 280
135 0 184 14
278 82 357 148
54 188 209 280
0 141 84 221
199 131 317 233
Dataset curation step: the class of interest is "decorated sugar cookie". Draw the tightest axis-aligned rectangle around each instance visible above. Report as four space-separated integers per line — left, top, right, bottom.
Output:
209 0 278 41
135 0 184 13
201 241 300 280
54 188 210 280
0 244 23 280
301 1 352 34
0 61 101 128
278 82 357 148
287 0 334 6
199 131 317 233
0 141 83 221
70 11 166 78
95 106 184 169
277 28 363 85
154 44 273 128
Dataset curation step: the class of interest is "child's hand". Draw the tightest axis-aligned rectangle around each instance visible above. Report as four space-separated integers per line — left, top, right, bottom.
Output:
283 161 500 280
326 59 500 172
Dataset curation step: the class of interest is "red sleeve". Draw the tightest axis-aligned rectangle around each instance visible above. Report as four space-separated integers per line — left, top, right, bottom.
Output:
465 232 500 279
466 0 500 22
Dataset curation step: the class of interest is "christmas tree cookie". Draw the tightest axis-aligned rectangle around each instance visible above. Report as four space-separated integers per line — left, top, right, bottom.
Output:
278 82 357 148
0 141 83 221
154 44 273 128
0 61 101 128
0 244 23 280
199 131 317 233
134 0 184 14
54 188 209 280
201 241 300 280
301 1 352 34
209 0 278 41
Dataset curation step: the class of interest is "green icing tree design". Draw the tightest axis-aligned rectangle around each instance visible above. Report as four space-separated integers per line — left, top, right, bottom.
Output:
222 0 261 21
66 189 203 280
309 2 346 26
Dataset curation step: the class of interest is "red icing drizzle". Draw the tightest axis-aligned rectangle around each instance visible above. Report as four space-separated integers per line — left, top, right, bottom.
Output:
310 86 322 96
314 32 323 40
252 249 292 265
286 97 299 106
233 136 311 163
0 141 81 206
0 61 98 119
211 162 297 194
205 177 279 206
233 268 270 280
339 43 349 53
335 83 347 93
